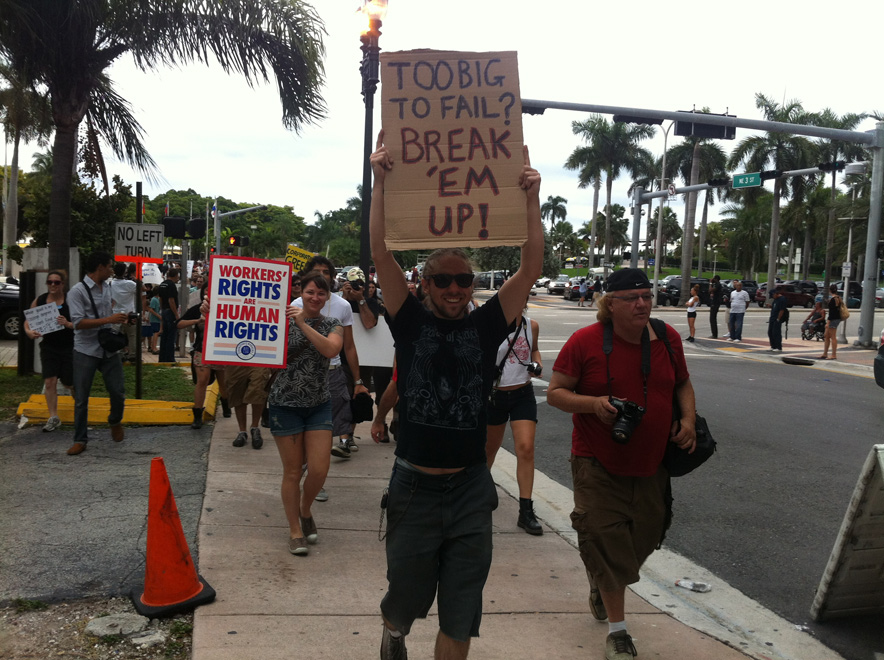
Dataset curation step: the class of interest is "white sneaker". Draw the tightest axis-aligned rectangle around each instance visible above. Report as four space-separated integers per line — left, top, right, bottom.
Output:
723 333 730 339
43 416 61 432
733 339 741 343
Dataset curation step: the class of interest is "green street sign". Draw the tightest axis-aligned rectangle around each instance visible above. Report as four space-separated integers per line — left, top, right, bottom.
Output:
733 172 761 189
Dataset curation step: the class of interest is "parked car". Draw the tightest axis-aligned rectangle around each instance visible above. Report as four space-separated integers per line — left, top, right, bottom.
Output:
755 283 814 308
785 280 819 297
0 282 21 340
473 271 506 290
662 277 710 306
547 274 571 295
875 288 884 308
833 281 863 307
535 276 551 289
723 279 759 302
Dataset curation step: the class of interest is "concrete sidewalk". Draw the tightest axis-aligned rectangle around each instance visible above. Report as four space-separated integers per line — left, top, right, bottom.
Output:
190 413 843 660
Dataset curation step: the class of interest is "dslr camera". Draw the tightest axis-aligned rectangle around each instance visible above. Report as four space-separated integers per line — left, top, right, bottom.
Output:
608 397 645 444
525 361 542 377
347 267 366 291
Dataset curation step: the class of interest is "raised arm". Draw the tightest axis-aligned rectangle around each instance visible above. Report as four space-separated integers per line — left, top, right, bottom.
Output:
369 130 409 320
497 146 543 325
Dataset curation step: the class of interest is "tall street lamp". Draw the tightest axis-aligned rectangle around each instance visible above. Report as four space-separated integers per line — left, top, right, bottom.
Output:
359 0 387 277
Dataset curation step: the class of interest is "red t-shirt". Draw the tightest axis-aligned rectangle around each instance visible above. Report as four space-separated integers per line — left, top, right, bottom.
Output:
553 321 689 477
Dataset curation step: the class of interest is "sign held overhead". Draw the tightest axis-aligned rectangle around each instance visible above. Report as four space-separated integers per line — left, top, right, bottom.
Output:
380 49 526 249
115 223 165 263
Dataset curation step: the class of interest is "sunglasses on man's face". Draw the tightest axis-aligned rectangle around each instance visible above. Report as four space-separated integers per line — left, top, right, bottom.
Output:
47 280 62 285
428 273 474 289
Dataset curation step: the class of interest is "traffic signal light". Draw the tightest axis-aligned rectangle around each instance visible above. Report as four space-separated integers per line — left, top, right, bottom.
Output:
210 246 217 255
162 216 187 239
817 161 847 172
187 218 206 239
759 170 783 181
239 236 250 248
707 177 730 187
228 236 239 247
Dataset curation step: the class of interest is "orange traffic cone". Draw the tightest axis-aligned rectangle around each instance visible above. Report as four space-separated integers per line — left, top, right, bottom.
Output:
131 457 215 617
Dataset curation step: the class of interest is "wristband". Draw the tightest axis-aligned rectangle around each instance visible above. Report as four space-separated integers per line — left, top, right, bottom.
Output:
354 379 364 386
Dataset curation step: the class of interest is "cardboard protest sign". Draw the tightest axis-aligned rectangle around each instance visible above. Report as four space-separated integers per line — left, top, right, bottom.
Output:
285 244 316 274
380 49 525 249
23 303 64 336
202 256 291 368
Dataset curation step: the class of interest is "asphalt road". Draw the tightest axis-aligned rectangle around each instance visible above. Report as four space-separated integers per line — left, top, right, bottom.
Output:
0 420 210 603
512 297 883 660
1 299 881 659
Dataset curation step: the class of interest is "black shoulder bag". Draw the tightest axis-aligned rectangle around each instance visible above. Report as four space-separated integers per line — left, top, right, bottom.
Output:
648 318 717 476
82 280 128 353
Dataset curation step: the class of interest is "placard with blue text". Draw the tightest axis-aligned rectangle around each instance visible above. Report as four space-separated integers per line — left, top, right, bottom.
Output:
202 256 291 368
380 49 525 249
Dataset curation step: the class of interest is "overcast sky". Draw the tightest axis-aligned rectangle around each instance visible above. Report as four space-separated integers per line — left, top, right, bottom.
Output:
11 0 882 240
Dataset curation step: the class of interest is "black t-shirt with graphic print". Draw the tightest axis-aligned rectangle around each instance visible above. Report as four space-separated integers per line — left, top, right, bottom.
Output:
388 294 509 469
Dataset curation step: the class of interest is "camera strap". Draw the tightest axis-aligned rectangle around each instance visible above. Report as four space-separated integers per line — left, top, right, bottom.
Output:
602 322 649 408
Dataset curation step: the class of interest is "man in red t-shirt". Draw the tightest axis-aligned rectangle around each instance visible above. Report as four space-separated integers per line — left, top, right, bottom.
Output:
548 268 696 660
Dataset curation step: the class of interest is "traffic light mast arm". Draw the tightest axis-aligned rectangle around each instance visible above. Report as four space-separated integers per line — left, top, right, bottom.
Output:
213 203 267 253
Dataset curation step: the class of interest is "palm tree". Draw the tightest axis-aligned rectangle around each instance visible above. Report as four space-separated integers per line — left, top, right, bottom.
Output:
0 0 327 275
0 59 53 275
812 108 868 294
728 93 817 297
666 134 728 297
564 155 603 268
647 206 681 268
540 195 568 232
566 115 654 272
628 152 662 269
550 220 574 263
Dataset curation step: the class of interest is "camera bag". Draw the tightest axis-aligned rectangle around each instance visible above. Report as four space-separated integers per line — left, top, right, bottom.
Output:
648 318 717 477
82 279 129 354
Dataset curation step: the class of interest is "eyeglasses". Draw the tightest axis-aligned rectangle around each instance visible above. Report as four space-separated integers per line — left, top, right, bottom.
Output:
428 273 474 288
46 280 62 285
609 293 654 304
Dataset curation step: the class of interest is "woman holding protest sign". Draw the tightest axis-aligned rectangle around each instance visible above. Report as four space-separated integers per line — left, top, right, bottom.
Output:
24 270 75 432
268 270 344 556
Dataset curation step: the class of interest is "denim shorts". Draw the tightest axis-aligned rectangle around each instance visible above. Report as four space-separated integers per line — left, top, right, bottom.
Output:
828 319 841 329
269 400 333 436
486 383 537 426
381 459 498 641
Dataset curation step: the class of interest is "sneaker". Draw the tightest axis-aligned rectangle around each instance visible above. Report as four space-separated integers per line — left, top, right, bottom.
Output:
300 515 318 544
588 587 608 621
315 488 329 502
232 431 248 447
250 427 263 450
734 339 741 343
345 437 359 453
381 625 408 660
605 631 637 660
43 416 61 432
723 333 730 339
331 442 351 458
288 536 308 556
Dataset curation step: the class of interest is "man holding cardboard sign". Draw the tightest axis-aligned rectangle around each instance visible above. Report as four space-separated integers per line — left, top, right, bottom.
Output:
370 124 542 659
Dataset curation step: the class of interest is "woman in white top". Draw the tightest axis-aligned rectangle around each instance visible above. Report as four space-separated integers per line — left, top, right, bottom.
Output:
685 285 700 342
485 309 544 535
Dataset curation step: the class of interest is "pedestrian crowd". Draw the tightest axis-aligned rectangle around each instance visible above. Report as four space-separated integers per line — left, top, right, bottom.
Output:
19 187 830 660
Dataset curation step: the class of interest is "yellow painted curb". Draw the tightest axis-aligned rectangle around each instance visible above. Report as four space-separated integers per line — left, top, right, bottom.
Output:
16 381 222 426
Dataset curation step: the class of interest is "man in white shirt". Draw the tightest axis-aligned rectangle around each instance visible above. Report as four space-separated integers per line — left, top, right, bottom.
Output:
293 257 370 459
110 262 138 359
727 280 752 342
